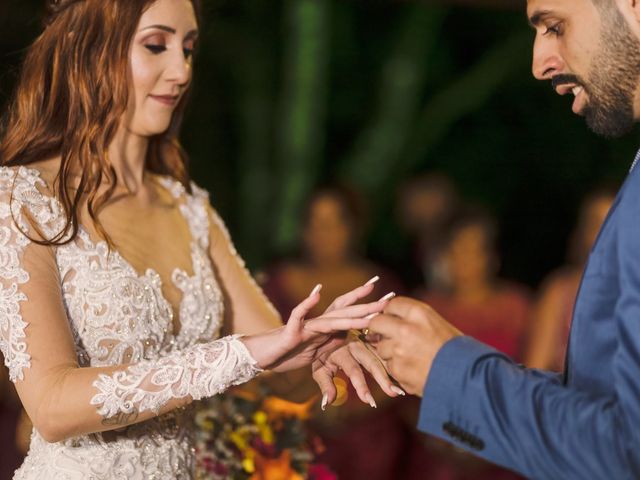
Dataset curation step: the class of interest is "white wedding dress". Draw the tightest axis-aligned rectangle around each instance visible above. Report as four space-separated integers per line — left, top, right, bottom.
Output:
0 166 267 479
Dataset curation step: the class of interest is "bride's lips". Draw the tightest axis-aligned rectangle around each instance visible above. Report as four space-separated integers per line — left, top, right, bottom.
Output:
149 94 179 106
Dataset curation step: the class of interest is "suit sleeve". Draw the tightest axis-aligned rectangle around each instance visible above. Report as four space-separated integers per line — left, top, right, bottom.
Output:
417 333 637 479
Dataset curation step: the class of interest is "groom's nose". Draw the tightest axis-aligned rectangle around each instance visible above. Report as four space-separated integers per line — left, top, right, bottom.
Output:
532 35 564 81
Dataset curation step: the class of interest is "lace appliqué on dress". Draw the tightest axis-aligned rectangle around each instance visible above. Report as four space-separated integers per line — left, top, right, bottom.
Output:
0 166 66 381
90 335 261 417
1 168 264 479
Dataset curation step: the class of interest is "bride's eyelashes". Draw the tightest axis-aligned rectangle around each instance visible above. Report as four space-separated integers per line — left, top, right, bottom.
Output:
145 44 166 54
144 43 194 59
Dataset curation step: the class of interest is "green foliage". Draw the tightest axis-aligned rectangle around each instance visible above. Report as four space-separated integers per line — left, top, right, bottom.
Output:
1 1 633 286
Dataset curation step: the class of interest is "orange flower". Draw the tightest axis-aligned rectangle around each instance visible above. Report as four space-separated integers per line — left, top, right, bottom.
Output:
262 395 317 421
248 450 304 480
229 386 260 402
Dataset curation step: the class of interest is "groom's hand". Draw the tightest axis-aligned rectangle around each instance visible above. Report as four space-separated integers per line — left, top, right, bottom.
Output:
368 297 462 396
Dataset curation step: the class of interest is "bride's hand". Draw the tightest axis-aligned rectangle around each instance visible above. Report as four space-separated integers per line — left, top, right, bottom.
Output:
240 283 386 372
309 283 405 409
311 333 405 410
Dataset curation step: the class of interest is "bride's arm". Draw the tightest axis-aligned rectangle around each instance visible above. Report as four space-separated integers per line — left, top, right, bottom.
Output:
1 218 262 443
205 204 403 401
0 188 376 444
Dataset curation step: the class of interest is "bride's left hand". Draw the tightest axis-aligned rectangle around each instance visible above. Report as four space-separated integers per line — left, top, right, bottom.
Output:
310 283 405 409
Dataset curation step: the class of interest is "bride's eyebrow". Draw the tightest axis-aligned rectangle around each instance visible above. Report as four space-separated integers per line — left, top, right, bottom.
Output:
140 24 177 33
139 25 199 39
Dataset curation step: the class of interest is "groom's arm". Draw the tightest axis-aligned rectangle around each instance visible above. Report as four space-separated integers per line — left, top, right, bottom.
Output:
369 296 640 480
418 336 636 479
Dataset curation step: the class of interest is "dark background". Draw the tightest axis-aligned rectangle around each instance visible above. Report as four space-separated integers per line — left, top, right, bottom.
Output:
1 0 636 288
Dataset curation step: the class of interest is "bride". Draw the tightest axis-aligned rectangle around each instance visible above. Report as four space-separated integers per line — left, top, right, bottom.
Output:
0 0 400 477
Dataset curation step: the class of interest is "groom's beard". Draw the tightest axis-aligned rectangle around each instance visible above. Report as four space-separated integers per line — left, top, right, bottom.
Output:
581 8 640 138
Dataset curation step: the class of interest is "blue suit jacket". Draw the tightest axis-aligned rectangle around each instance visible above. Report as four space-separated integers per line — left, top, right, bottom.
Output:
418 165 640 479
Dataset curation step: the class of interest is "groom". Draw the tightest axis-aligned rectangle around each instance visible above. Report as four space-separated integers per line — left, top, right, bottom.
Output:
369 0 640 478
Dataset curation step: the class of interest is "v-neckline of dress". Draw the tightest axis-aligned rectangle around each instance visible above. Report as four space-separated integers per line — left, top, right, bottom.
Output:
9 165 205 340
74 175 200 339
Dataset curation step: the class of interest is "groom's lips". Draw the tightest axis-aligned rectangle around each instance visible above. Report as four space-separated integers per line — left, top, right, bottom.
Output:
552 77 587 115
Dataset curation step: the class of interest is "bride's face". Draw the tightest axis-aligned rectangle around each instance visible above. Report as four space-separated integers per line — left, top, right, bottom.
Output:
123 0 198 137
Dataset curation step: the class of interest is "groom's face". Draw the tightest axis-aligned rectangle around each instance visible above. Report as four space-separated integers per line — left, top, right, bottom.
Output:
528 0 640 137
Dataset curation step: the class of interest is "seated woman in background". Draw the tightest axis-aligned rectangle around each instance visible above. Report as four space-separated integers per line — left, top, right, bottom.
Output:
418 207 531 360
526 187 616 371
405 207 530 480
262 183 407 480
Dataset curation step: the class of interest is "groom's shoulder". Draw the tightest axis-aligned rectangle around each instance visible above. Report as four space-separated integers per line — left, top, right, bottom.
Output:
610 172 640 230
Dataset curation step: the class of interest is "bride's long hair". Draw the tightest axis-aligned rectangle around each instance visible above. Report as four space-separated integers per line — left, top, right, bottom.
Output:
0 0 201 245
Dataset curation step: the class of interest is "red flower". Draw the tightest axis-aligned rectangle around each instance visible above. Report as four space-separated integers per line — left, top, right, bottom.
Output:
308 463 338 480
251 436 278 457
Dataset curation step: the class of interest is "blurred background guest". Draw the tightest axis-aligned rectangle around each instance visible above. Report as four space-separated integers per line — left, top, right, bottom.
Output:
526 187 616 371
403 207 529 480
262 183 407 480
420 207 531 359
263 183 403 317
396 172 460 291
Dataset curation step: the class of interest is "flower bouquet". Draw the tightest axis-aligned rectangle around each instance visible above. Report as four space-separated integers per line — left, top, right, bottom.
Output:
195 384 337 480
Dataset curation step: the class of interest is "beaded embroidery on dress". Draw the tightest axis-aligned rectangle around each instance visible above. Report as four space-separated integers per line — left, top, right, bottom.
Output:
0 166 262 479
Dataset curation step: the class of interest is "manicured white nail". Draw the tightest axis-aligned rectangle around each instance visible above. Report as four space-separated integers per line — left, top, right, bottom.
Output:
321 393 328 411
391 386 406 396
365 393 377 408
379 292 396 302
365 275 380 286
309 284 322 297
365 313 378 321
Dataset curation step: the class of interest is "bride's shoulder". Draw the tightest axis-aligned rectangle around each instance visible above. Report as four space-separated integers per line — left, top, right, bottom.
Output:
0 157 59 191
0 159 66 237
153 174 211 205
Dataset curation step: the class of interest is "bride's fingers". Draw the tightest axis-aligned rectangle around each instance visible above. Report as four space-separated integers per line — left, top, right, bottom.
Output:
303 316 372 334
326 277 380 312
320 295 395 320
287 284 322 331
348 341 405 398
332 349 376 407
312 361 338 410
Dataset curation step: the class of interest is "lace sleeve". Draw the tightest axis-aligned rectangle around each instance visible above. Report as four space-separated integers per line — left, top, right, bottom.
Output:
0 167 65 382
0 198 31 382
90 335 261 417
0 167 263 441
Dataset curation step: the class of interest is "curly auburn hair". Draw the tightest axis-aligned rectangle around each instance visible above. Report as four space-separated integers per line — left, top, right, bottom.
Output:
0 0 202 245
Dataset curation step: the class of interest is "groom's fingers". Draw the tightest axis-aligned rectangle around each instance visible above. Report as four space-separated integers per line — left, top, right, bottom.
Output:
374 338 396 362
383 296 432 321
368 313 402 339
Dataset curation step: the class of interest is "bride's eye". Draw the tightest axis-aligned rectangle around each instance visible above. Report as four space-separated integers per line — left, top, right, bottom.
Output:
145 44 167 54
